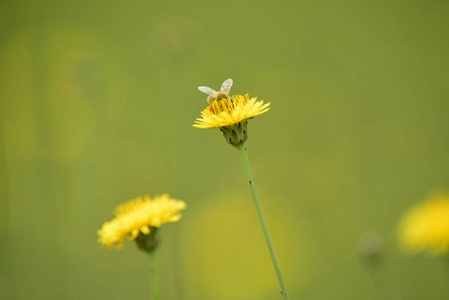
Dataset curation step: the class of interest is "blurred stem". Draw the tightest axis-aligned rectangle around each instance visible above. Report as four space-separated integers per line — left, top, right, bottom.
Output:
366 259 403 300
236 143 289 300
148 251 160 300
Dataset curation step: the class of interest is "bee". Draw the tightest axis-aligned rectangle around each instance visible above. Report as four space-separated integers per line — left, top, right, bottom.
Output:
198 79 233 112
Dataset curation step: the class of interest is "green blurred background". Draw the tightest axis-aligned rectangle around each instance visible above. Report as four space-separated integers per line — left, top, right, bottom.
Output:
1 0 449 299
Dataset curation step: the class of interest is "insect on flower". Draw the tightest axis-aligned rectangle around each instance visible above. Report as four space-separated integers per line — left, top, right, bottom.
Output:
198 78 233 112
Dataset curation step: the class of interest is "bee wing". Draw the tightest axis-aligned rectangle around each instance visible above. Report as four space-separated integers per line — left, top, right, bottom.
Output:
220 78 233 93
198 86 217 98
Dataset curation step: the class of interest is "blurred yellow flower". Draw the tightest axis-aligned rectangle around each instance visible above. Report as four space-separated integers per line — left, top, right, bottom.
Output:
98 194 186 249
193 94 270 129
399 192 449 255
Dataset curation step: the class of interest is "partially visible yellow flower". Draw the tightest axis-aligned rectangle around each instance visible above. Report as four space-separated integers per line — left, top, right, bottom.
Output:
399 192 449 255
98 194 186 249
193 94 270 129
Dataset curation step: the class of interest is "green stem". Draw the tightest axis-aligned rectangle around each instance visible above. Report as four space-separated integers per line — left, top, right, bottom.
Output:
148 251 160 300
236 143 290 299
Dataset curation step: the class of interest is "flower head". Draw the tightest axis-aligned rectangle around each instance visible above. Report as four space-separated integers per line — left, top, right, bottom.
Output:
193 94 270 129
398 192 449 255
98 194 186 250
194 94 270 147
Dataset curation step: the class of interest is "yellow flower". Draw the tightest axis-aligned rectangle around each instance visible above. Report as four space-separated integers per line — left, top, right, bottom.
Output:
399 192 449 255
98 194 186 249
193 94 270 129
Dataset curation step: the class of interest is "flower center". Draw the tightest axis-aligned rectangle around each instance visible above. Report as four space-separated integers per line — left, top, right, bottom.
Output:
209 97 234 114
